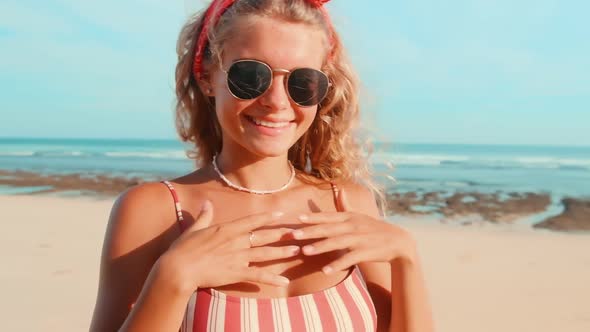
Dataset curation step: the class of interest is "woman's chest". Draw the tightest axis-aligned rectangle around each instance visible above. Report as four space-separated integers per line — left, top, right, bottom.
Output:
172 183 346 297
203 190 347 298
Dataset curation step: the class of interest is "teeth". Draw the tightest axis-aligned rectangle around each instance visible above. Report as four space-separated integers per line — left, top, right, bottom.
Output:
249 116 290 128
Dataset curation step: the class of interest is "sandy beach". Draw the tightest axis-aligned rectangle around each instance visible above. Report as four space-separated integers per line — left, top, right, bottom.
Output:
1 194 589 332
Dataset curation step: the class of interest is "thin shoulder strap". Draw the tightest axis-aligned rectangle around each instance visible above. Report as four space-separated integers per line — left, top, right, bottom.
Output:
161 180 186 232
330 182 341 211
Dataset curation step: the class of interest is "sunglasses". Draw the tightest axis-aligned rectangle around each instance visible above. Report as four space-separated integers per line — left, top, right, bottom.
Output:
221 59 331 107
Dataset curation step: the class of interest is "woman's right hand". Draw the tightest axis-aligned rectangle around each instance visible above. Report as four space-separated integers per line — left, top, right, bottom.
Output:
155 200 298 295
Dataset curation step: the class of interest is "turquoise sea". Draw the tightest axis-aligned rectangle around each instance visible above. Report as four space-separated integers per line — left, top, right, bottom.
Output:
1 138 589 200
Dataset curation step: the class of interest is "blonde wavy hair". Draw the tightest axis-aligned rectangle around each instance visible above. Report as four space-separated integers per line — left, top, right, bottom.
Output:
174 0 386 213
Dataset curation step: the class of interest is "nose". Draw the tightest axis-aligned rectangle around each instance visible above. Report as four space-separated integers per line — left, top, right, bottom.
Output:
258 71 290 111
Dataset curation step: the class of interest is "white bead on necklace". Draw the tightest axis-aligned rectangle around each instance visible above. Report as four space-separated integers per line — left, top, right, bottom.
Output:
212 155 295 195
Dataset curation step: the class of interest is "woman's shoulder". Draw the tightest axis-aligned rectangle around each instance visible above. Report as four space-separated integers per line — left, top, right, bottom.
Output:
298 175 379 208
113 181 176 220
333 180 375 198
105 181 183 258
333 180 382 217
114 168 209 215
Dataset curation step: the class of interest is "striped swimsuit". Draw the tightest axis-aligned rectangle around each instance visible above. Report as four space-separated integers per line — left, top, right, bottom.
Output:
162 181 378 332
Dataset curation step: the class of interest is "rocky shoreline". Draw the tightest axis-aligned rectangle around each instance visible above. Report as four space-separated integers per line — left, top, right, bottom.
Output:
0 170 148 197
386 191 552 222
533 198 590 231
1 170 588 232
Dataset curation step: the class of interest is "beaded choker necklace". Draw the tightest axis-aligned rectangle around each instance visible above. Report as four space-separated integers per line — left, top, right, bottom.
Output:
212 155 295 195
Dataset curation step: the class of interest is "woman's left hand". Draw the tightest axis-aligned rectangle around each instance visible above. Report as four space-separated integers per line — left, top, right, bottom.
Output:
292 188 419 275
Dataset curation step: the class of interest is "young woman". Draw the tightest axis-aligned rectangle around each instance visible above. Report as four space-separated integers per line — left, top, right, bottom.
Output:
90 0 434 331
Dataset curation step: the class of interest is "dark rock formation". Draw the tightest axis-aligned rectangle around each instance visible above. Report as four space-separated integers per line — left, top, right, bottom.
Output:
534 198 590 232
386 191 551 223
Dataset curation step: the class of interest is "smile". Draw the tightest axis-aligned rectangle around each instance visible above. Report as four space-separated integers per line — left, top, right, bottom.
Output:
244 115 293 128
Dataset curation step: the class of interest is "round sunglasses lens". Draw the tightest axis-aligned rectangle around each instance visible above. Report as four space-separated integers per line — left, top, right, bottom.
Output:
287 68 329 106
227 61 272 99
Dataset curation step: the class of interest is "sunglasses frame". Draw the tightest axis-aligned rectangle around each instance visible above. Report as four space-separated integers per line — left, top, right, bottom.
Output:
221 59 332 107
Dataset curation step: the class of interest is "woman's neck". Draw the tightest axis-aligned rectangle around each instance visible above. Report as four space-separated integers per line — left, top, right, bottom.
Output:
214 149 295 192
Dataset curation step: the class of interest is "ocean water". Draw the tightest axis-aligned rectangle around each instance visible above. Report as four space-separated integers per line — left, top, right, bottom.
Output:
1 138 589 199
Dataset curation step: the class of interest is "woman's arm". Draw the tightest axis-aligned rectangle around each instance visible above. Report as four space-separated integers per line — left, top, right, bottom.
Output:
389 252 434 332
337 183 435 332
359 259 434 332
116 255 196 332
90 183 189 331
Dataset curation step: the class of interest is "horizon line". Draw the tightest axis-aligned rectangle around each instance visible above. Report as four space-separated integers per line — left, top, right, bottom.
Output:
0 136 588 148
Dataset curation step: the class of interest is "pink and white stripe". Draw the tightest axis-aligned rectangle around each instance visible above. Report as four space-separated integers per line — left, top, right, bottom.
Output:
180 266 378 332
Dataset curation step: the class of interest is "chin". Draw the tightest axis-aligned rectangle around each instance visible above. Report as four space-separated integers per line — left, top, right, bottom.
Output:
246 140 294 158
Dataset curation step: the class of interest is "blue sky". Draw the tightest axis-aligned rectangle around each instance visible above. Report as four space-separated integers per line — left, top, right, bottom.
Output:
0 0 588 145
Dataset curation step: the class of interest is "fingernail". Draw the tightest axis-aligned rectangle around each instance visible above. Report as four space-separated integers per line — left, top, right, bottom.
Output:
292 230 304 239
302 245 314 254
272 211 284 218
289 246 300 255
322 266 333 275
298 214 309 221
202 200 211 211
278 276 290 285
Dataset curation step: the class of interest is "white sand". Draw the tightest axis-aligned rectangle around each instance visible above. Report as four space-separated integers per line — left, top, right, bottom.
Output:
0 194 588 332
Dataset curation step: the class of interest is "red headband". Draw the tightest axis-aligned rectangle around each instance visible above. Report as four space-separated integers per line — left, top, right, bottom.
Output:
192 0 334 79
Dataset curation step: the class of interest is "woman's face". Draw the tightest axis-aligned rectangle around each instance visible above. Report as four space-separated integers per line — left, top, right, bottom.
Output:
209 16 327 158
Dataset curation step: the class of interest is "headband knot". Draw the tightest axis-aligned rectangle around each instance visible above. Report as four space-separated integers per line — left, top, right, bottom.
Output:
306 0 331 8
